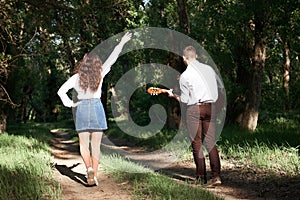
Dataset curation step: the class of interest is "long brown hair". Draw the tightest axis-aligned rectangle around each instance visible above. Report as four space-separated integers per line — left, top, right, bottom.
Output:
77 52 103 93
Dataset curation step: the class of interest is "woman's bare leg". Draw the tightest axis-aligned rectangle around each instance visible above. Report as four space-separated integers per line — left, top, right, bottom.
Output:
78 132 91 169
90 131 103 176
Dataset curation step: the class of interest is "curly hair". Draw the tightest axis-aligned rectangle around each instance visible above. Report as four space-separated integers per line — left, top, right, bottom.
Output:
77 52 103 93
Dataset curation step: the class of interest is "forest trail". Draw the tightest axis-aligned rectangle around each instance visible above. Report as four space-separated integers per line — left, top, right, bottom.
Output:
50 130 299 200
50 130 132 200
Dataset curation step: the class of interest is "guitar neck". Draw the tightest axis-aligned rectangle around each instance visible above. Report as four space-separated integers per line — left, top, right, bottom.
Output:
147 87 170 95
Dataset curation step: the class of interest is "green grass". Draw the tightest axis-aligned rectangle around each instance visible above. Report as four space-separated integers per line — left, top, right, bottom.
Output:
219 140 299 175
0 122 61 200
218 119 300 176
3 114 299 199
102 154 223 200
103 116 300 198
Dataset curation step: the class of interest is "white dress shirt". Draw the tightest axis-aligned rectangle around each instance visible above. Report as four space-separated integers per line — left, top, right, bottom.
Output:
57 42 124 107
179 60 218 105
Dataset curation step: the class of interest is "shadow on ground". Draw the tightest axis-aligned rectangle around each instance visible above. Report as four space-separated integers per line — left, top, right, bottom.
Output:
51 130 300 200
54 163 88 186
159 158 300 200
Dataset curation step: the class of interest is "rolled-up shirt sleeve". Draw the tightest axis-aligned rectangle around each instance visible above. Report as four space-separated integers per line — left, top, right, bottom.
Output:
57 74 78 107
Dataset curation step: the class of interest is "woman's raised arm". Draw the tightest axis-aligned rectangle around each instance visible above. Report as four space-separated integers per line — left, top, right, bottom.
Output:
102 32 132 76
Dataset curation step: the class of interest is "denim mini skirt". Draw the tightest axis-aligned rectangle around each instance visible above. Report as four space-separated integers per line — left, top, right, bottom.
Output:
74 99 107 132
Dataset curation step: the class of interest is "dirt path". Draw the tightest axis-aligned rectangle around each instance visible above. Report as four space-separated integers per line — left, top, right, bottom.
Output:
51 130 132 200
51 130 300 200
160 156 300 200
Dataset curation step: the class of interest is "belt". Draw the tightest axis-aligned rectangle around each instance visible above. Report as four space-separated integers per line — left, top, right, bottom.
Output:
195 102 212 106
195 99 213 105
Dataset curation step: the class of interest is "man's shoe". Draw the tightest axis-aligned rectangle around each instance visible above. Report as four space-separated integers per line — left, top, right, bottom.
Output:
87 167 95 186
205 176 222 188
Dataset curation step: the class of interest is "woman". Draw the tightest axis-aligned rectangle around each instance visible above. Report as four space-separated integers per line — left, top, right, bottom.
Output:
57 32 132 186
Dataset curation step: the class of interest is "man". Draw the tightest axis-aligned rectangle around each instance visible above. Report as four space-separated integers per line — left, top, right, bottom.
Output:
168 45 222 187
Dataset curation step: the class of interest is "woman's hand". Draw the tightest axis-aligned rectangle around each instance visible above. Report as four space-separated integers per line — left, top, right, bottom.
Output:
120 32 132 45
72 101 81 107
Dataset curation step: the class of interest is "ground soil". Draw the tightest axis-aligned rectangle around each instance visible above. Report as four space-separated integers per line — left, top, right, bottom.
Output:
51 130 133 200
51 130 300 200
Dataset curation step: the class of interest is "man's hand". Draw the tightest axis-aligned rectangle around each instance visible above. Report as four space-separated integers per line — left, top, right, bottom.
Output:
166 89 180 102
166 89 174 97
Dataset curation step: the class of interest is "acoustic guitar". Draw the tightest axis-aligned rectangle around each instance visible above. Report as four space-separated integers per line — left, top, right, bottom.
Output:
147 87 171 95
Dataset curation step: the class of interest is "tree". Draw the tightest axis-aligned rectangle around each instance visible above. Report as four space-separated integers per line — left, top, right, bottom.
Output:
0 0 147 128
1 0 300 132
0 0 30 132
238 0 267 131
186 0 300 131
269 1 300 110
240 0 300 130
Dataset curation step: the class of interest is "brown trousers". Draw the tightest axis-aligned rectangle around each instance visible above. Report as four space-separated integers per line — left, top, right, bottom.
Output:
186 104 221 180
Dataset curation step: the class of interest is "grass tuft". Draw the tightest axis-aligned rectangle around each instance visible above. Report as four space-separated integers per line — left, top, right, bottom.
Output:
102 154 223 200
0 123 62 200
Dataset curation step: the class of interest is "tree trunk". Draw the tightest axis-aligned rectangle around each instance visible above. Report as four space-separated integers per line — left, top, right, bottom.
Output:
165 0 190 129
239 1 268 132
283 41 290 109
0 109 7 133
240 37 266 132
176 0 190 34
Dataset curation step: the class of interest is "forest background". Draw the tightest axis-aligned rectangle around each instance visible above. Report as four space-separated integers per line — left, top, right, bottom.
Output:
0 0 300 133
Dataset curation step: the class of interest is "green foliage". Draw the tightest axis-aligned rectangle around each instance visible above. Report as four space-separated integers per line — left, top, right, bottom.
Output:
184 0 300 124
106 119 182 150
1 0 148 126
0 131 61 200
7 122 53 144
129 87 170 126
1 0 300 132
